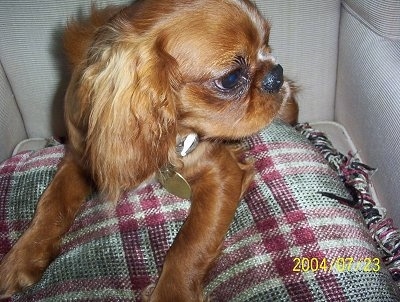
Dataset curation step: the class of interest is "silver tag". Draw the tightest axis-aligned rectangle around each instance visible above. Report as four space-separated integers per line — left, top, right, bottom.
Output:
176 133 199 157
157 166 192 200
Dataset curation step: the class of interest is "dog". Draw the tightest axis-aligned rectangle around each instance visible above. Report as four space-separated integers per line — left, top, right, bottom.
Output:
0 0 298 300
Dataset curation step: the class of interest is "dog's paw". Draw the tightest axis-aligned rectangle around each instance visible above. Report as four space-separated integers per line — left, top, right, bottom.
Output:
0 249 38 298
0 240 53 298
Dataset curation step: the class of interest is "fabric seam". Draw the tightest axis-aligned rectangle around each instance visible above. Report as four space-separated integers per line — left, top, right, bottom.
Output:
0 58 28 138
341 1 400 41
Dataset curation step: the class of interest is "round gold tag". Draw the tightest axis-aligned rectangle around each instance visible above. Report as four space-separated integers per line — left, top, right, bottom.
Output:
158 168 192 200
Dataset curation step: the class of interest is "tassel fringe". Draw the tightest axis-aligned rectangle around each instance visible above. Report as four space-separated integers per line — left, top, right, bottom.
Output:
296 123 400 283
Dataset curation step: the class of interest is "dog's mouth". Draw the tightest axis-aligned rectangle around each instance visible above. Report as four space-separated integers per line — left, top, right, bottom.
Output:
280 81 292 104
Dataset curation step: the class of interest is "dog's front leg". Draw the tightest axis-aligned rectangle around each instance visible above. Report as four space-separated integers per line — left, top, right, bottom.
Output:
145 144 254 302
0 154 91 298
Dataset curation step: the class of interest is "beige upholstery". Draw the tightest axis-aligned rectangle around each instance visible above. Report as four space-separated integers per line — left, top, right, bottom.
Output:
343 0 400 39
256 1 341 122
0 0 131 146
336 0 400 224
0 61 27 161
0 0 399 225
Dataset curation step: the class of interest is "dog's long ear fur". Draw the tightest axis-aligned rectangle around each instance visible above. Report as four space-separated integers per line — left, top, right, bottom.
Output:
64 7 179 200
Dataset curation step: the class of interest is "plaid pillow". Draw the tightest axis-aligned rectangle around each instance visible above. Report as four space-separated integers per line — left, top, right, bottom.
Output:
0 121 399 301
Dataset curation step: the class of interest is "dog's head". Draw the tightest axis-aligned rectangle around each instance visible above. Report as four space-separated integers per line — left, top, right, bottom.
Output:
154 0 292 139
64 0 295 198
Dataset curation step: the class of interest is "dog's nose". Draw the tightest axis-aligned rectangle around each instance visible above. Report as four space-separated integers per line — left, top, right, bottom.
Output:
262 64 284 93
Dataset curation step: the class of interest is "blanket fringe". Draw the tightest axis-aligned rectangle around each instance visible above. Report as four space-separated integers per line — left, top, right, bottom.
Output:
296 123 400 283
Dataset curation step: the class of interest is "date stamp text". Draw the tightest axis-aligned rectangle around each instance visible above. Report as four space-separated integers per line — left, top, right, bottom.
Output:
293 257 381 273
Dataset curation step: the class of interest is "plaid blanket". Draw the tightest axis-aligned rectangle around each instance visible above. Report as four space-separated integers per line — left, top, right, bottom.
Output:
0 121 399 301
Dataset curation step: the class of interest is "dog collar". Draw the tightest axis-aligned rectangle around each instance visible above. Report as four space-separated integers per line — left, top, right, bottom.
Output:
158 133 199 200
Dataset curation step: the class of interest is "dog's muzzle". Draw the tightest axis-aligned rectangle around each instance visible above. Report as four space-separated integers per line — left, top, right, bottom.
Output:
262 64 284 93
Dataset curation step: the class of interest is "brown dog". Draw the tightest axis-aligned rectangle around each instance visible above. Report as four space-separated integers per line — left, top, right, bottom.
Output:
0 0 298 300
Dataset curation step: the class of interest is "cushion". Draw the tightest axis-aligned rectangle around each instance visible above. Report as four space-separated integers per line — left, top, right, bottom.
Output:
336 3 400 229
343 0 400 39
1 121 399 301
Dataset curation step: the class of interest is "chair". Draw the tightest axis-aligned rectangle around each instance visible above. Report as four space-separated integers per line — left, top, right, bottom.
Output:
1 1 399 300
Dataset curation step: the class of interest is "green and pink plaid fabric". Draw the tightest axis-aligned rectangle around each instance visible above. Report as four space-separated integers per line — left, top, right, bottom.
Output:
1 122 399 301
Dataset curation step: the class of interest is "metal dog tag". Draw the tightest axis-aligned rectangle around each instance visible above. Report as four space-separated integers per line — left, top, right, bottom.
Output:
158 166 192 200
158 134 199 199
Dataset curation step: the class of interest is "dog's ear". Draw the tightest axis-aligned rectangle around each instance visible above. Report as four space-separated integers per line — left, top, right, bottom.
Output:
66 21 179 200
63 5 122 69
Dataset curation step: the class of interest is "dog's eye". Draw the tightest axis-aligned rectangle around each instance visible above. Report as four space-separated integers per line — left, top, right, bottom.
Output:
215 69 247 91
